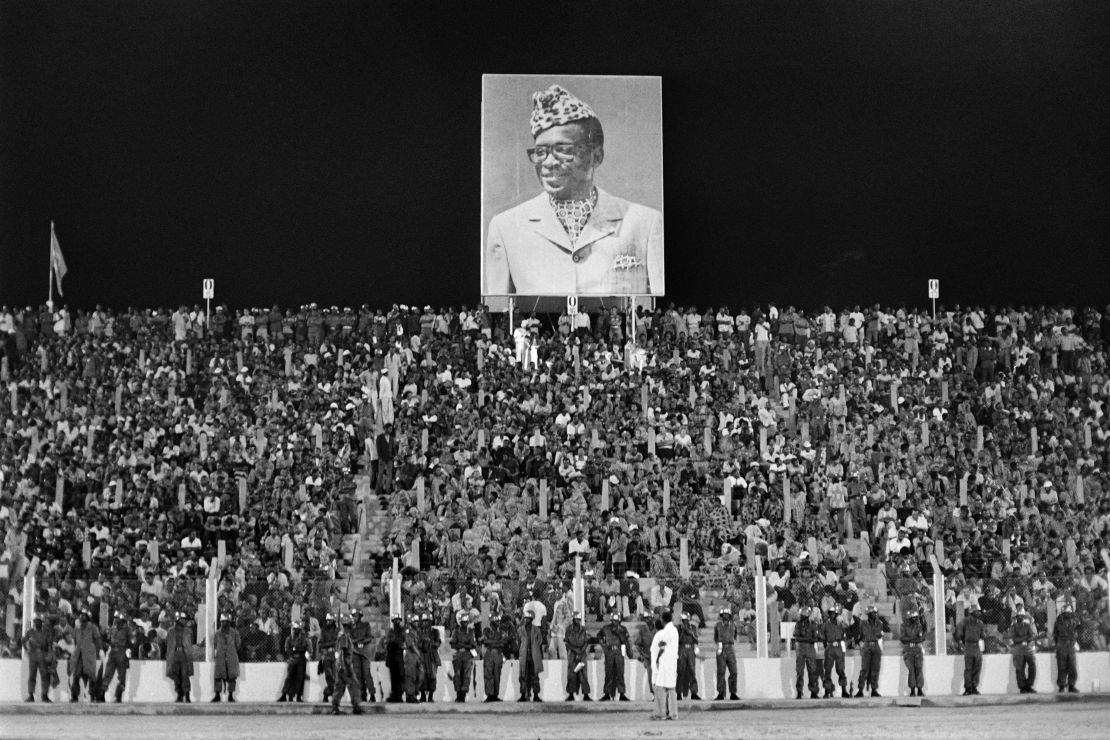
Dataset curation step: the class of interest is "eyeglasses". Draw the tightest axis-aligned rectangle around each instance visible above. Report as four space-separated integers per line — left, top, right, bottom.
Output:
526 143 591 164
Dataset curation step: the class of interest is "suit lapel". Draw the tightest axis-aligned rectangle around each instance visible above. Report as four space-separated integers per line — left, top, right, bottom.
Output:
525 195 572 251
574 188 625 251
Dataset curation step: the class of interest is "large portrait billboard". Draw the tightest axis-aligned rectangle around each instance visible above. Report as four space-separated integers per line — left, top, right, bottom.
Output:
482 74 664 297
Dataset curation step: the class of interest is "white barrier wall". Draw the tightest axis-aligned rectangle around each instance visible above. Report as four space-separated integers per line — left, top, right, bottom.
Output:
3 654 1107 703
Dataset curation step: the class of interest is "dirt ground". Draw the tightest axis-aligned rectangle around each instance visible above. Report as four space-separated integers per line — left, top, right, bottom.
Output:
1 704 1105 740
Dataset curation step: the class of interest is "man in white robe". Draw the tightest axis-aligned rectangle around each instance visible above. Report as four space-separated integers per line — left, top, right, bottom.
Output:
650 610 679 720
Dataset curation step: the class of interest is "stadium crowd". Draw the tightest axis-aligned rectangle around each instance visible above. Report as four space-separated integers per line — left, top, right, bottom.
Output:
2 300 1110 693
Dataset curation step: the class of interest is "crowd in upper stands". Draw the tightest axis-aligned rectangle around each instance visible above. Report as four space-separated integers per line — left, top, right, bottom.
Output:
2 299 1109 659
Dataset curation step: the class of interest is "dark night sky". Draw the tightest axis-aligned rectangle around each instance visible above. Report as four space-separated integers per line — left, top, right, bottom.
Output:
1 1 1108 311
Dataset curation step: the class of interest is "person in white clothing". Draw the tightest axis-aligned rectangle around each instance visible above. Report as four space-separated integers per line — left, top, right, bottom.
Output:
650 610 679 720
378 374 394 426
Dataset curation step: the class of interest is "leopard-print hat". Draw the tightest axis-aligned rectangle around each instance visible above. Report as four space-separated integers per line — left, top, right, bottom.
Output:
530 84 597 137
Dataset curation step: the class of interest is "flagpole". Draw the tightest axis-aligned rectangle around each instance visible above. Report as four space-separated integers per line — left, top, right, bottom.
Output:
48 222 54 309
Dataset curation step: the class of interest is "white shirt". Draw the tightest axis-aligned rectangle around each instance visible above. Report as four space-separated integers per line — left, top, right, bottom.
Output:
524 599 547 627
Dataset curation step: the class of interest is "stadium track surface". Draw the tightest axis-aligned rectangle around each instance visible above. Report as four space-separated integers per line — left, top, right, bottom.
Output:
0 700 1107 739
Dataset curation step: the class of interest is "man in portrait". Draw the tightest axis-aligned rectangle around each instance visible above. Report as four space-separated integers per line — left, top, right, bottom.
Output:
484 84 664 296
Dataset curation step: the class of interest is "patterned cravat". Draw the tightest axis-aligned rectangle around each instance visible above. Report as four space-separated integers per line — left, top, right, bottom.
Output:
550 188 598 246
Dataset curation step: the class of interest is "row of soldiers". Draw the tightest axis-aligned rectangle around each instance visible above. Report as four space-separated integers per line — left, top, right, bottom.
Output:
23 610 138 704
22 600 1084 709
22 609 200 703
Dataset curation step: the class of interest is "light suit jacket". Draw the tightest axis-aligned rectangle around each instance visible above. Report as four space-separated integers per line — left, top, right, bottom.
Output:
484 188 664 296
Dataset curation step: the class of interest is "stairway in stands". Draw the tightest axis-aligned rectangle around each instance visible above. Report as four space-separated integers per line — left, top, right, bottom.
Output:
339 475 392 639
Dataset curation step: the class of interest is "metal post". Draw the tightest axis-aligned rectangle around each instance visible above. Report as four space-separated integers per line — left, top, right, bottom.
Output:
573 556 585 617
48 222 54 308
205 567 217 663
206 298 211 330
21 560 38 657
754 558 769 659
390 557 402 618
628 296 637 355
930 554 946 656
507 296 515 341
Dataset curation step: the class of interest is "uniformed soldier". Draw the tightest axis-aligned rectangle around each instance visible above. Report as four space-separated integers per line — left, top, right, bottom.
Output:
714 606 740 700
634 611 658 693
955 602 985 695
1008 602 1038 693
318 613 339 703
22 615 54 702
348 609 376 703
597 612 631 701
101 612 132 703
900 607 927 697
676 612 701 700
450 613 478 702
854 604 885 697
212 613 242 702
518 607 545 702
419 612 441 702
1053 600 1080 693
564 612 592 701
794 606 821 699
165 611 195 703
279 620 310 702
403 615 425 702
820 607 849 698
330 614 364 715
70 609 102 702
482 615 508 702
385 615 406 702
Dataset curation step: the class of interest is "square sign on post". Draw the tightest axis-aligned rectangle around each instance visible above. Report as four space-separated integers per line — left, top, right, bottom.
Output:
928 278 939 319
202 278 215 328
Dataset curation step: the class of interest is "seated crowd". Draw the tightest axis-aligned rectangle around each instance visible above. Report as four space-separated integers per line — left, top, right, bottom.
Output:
2 300 1109 663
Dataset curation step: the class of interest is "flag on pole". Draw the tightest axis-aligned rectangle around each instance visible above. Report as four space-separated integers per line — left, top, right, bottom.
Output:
50 223 68 297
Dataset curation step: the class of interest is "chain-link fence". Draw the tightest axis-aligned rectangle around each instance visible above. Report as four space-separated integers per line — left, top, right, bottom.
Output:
949 573 1110 653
